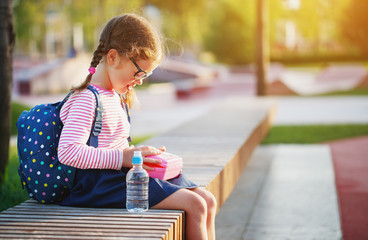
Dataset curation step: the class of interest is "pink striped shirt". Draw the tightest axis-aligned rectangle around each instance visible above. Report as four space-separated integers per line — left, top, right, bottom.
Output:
58 85 130 170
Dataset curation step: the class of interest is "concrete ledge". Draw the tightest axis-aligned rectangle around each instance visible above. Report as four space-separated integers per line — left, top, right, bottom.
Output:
1 96 276 239
143 96 277 210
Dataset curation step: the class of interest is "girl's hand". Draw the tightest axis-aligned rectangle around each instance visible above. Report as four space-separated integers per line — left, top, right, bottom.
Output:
122 145 166 170
135 145 166 171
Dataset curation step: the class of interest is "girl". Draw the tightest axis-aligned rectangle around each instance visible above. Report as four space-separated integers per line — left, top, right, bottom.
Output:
57 13 216 240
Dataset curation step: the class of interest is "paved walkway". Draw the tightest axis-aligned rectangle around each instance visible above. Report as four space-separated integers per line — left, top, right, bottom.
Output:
273 96 368 125
216 145 342 240
216 135 368 240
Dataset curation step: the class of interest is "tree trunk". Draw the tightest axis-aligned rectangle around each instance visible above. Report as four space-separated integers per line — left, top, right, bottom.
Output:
0 0 15 181
255 0 269 96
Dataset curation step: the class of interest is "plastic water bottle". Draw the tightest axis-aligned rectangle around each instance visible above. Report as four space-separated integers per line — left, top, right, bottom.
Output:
126 151 149 212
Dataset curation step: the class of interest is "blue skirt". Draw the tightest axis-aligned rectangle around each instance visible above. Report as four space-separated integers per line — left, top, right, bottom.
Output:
58 168 198 208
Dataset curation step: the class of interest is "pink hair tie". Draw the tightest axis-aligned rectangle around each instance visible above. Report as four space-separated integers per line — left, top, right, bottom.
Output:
88 67 96 75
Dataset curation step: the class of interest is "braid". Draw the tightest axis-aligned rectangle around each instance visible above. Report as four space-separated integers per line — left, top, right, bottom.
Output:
91 40 107 67
71 41 108 92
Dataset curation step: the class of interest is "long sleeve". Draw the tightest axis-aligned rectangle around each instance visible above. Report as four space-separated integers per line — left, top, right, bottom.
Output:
57 88 129 170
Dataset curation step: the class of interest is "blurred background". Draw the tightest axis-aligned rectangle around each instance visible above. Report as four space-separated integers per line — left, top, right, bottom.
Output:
11 0 368 98
3 0 368 221
3 2 368 238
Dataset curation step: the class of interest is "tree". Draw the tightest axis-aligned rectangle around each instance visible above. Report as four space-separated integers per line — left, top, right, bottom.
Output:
0 0 15 181
203 0 256 64
340 0 368 57
256 0 268 96
147 0 208 53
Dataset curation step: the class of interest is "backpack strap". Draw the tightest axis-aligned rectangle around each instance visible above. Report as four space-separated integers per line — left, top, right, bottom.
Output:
120 94 132 143
56 92 74 110
87 85 103 148
57 86 103 148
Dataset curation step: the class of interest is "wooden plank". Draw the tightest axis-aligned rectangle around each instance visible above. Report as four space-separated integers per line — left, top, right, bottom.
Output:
12 203 182 218
0 233 161 240
0 229 166 238
0 226 167 235
6 208 181 220
0 221 167 238
0 220 171 229
0 213 178 224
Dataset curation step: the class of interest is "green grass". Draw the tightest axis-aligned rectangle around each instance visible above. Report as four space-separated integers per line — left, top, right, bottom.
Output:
284 61 368 69
11 102 30 135
0 146 29 211
262 124 368 144
130 135 155 146
317 86 368 96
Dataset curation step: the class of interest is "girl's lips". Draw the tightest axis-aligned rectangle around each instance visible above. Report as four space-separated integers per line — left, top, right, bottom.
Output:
127 83 136 91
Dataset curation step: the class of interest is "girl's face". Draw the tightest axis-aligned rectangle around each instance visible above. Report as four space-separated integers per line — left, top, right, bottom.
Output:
106 50 157 94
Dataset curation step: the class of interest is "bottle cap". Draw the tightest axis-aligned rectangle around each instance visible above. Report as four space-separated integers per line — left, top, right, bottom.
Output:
132 151 143 165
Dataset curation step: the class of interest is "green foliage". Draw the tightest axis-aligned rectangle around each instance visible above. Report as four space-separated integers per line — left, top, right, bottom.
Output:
11 102 30 136
0 146 29 212
13 0 145 54
64 0 145 50
270 0 352 59
203 0 256 64
13 0 45 53
262 124 368 144
148 0 207 46
317 87 368 96
12 0 364 65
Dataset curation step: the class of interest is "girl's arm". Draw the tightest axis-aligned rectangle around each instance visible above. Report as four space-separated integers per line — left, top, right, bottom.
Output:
57 91 123 170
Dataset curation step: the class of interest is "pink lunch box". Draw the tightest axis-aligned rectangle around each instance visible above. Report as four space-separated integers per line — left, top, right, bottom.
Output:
145 152 183 180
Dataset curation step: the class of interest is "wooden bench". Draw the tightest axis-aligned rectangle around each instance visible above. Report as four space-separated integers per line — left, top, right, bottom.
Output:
0 96 276 239
0 200 184 240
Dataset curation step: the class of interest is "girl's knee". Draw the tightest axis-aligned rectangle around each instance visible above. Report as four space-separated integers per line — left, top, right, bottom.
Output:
194 189 217 213
205 191 217 213
186 193 208 216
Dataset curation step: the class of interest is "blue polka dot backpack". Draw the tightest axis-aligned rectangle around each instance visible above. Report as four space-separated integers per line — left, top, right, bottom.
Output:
16 85 103 203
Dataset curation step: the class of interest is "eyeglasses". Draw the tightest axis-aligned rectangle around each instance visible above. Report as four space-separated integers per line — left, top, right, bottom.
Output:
129 57 152 80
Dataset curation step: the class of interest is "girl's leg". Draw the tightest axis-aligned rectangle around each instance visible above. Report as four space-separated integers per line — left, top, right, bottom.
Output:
191 188 217 240
151 189 208 240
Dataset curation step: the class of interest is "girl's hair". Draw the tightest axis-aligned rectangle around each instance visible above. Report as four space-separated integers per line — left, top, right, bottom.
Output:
72 13 164 108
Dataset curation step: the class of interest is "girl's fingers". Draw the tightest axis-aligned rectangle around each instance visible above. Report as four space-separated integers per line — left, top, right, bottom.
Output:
136 145 166 153
141 150 162 157
143 155 162 164
158 146 166 152
143 165 154 171
136 145 154 152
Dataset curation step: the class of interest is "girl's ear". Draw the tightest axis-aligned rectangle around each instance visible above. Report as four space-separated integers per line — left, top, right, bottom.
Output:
106 49 119 66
